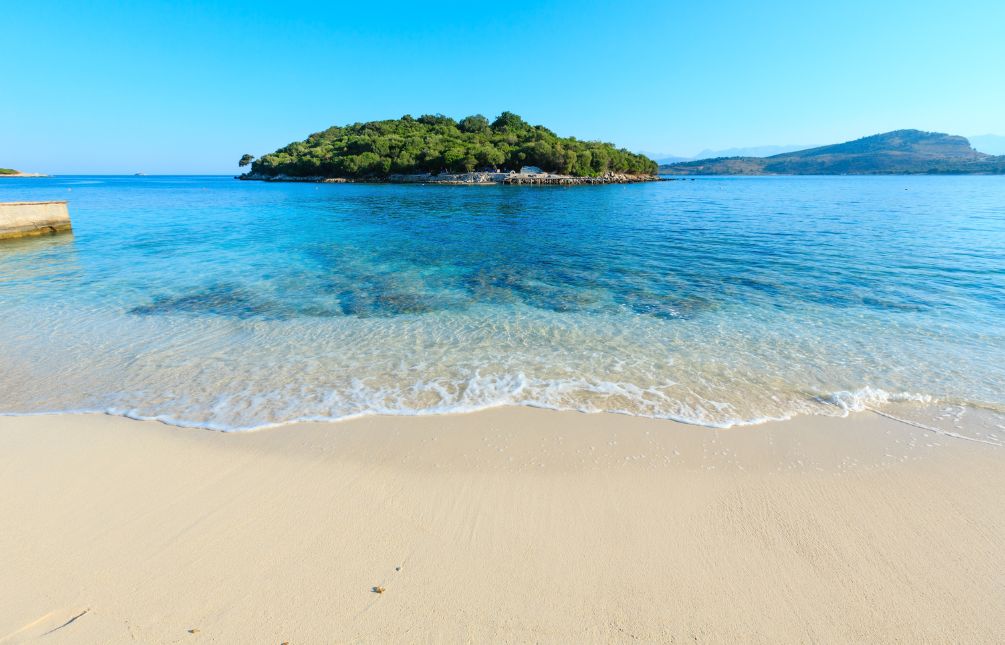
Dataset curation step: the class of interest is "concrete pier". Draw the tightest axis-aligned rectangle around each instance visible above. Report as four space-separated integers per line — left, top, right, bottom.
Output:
0 201 72 240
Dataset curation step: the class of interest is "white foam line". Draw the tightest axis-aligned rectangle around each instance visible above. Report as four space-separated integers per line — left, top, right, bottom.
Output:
1 402 793 433
865 407 1003 447
2 398 1000 441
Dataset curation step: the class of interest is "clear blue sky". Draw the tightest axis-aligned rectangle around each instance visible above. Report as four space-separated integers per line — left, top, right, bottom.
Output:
3 1 1004 174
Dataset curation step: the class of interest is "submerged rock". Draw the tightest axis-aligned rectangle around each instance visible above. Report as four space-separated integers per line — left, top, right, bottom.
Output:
130 284 280 319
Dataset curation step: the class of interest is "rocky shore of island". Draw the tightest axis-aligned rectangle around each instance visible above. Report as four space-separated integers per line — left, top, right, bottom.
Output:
239 170 670 185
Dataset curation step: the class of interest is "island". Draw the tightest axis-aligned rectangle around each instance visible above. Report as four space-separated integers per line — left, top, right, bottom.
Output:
659 130 1005 175
239 112 661 184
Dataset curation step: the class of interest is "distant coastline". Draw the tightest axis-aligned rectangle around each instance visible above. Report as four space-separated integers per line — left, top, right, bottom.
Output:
660 130 1005 176
0 169 48 178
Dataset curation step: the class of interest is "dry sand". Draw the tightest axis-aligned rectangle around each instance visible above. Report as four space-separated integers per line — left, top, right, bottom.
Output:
1 407 1002 643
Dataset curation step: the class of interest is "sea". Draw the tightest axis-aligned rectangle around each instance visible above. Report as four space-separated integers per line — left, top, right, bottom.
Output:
1 175 1003 441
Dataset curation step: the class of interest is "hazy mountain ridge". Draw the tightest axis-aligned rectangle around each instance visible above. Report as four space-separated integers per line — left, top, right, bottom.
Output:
644 144 811 165
659 130 1005 175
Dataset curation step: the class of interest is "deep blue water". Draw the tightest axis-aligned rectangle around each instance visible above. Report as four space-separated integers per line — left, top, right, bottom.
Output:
1 175 1003 434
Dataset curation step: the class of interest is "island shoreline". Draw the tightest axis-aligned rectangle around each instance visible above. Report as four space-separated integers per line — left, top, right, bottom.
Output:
238 171 671 185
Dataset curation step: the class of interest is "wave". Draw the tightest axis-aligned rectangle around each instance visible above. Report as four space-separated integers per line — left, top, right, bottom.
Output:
814 387 934 412
3 377 990 438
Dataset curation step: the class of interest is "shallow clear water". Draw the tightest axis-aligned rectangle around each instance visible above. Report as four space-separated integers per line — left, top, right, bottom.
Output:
1 175 1003 435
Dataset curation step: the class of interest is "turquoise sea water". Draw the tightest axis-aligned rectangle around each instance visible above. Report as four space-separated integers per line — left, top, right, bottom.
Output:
1 176 1003 438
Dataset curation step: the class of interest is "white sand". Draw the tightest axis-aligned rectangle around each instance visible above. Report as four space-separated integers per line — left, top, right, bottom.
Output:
1 408 1002 643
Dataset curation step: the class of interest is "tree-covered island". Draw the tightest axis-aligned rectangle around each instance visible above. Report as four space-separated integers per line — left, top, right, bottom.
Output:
240 112 659 183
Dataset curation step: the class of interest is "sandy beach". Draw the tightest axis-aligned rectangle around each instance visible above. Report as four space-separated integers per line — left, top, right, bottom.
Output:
1 407 1002 643
5 1 1005 643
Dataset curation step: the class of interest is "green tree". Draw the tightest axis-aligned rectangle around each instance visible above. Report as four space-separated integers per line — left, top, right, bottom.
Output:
459 114 490 134
491 111 528 131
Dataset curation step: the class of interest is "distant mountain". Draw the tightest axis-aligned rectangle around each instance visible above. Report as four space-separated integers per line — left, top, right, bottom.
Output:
641 153 691 164
690 144 811 159
969 134 1005 156
644 144 811 165
659 130 1005 175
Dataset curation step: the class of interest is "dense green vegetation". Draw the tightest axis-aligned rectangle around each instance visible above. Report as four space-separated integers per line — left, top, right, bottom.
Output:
660 130 1005 175
0 168 20 175
248 112 657 178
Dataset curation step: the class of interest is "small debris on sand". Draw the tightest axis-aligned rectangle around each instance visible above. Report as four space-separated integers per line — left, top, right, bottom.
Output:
188 628 200 634
373 586 385 594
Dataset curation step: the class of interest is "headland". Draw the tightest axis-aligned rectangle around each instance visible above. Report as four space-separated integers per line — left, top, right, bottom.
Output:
0 168 48 178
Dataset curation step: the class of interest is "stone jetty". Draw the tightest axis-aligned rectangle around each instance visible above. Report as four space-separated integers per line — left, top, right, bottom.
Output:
0 201 72 240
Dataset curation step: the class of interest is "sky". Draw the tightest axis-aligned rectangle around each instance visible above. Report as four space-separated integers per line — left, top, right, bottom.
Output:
2 1 1004 174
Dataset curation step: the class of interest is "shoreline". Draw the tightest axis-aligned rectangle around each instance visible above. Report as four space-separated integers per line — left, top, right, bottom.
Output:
238 170 671 185
2 397 1001 442
2 407 1001 642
